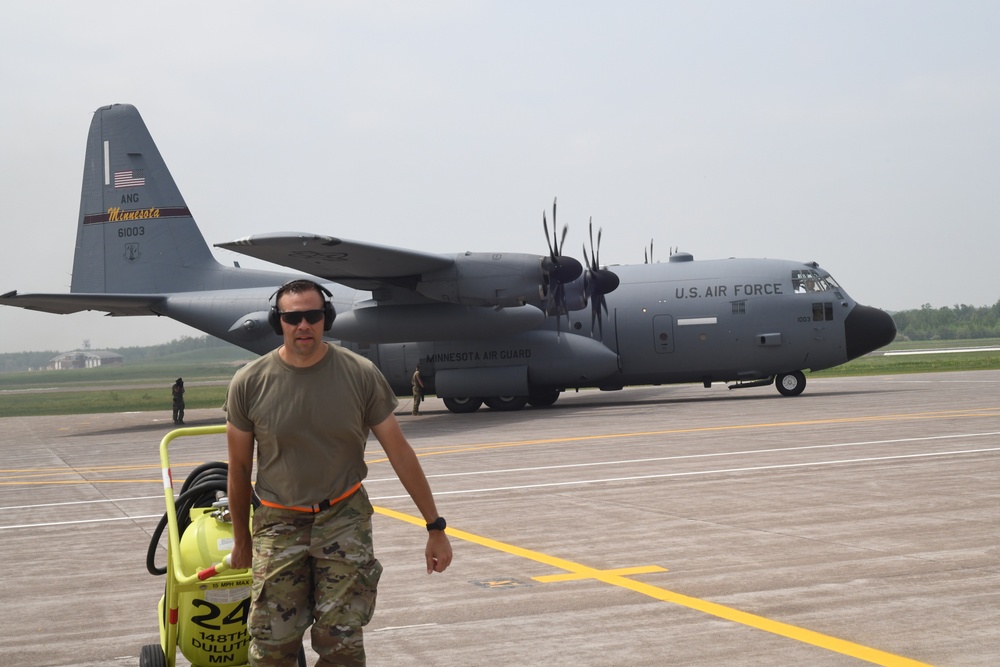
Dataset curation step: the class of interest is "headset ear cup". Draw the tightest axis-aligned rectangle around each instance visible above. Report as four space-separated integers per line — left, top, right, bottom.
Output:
268 306 283 336
324 302 336 332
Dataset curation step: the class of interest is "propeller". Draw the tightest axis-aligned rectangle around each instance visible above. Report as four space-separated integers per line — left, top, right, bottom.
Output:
644 239 654 264
581 217 620 339
541 198 583 334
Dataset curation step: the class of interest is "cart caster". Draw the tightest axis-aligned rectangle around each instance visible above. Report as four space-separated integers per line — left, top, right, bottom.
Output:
139 644 166 667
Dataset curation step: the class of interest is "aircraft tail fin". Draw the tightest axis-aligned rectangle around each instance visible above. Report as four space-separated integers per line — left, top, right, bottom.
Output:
71 104 221 294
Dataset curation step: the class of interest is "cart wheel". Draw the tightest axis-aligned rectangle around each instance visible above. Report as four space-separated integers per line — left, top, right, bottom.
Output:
139 644 166 667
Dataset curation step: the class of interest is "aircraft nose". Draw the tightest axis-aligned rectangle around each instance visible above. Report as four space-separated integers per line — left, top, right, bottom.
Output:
844 304 896 360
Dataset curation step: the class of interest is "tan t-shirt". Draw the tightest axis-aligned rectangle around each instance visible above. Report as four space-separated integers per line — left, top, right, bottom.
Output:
225 343 398 507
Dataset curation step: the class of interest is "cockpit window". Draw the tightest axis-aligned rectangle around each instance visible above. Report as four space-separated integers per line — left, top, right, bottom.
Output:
792 269 839 293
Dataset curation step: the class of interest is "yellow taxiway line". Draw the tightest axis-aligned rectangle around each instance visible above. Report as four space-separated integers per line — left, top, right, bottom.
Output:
375 506 932 667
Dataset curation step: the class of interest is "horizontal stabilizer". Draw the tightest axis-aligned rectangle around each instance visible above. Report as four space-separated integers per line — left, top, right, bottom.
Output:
0 291 164 317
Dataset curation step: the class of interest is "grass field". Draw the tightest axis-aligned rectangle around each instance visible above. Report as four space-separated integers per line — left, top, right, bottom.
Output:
0 349 252 417
0 345 253 391
812 338 1000 376
1 340 998 418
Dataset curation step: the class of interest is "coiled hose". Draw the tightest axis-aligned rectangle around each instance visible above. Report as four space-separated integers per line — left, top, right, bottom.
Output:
146 461 255 576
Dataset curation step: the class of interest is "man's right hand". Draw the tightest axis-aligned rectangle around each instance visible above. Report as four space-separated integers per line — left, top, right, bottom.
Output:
229 539 253 570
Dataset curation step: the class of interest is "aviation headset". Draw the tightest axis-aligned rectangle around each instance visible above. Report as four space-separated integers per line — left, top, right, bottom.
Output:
267 280 336 336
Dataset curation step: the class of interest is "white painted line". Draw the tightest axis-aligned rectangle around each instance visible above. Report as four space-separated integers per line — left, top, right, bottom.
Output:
0 514 162 531
368 431 1000 482
4 434 997 529
884 347 1000 356
371 446 1000 500
373 624 438 633
0 494 169 511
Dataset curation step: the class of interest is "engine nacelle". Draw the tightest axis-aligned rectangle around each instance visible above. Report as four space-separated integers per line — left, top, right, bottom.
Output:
557 276 589 312
227 310 272 340
416 252 547 307
333 303 545 343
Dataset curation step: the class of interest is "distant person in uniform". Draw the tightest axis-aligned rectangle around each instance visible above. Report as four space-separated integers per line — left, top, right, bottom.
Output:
171 378 185 425
411 363 425 415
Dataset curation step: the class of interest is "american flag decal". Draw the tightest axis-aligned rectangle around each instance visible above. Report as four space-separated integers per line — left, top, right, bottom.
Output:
114 169 146 188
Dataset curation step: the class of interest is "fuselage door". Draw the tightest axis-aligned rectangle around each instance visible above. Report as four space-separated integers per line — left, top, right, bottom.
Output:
653 314 675 354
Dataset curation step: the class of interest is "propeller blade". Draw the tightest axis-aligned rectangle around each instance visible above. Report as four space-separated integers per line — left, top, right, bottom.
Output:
552 197 557 246
543 210 554 258
539 197 581 325
588 220 596 268
579 217 620 339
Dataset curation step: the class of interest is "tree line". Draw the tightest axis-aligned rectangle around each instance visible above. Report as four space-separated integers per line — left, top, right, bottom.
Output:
891 300 1000 341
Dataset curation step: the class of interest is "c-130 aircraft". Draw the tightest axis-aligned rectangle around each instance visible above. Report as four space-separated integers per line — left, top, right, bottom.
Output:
1 104 896 413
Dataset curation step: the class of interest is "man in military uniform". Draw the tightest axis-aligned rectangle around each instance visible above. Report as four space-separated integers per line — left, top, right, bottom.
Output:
171 378 185 425
411 363 424 415
226 280 452 666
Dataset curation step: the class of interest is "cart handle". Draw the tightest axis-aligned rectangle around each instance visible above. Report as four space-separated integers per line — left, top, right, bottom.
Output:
194 554 232 582
158 425 251 584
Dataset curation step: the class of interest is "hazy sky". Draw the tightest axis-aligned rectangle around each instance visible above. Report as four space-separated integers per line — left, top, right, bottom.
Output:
2 1 998 354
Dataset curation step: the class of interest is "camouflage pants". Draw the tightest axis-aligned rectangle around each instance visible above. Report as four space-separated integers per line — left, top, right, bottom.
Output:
412 389 422 414
248 486 382 667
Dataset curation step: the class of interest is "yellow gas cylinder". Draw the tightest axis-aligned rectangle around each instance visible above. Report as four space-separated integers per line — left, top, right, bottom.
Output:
177 502 252 667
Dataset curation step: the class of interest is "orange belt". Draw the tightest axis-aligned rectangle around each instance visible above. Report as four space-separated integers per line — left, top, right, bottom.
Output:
259 482 362 514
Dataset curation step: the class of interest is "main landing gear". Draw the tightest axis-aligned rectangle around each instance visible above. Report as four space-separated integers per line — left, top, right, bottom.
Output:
727 370 807 397
442 389 562 414
775 371 806 396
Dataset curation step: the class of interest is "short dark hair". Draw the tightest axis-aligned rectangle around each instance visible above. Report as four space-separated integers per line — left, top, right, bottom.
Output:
275 280 326 307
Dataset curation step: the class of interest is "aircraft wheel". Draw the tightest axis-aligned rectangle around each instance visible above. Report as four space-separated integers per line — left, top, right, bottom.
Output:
443 397 483 414
776 371 806 397
484 395 529 411
528 390 560 408
139 645 166 667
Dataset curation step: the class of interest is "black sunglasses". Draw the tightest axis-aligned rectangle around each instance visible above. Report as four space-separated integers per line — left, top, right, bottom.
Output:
278 309 325 326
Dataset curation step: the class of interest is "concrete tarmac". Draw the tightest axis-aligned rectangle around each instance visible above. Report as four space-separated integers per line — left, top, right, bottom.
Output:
1 371 998 666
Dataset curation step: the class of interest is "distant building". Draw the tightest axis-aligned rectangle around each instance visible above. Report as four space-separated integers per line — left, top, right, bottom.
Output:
47 350 124 370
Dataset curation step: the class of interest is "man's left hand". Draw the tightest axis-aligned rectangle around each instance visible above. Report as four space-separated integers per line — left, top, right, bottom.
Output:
426 531 453 574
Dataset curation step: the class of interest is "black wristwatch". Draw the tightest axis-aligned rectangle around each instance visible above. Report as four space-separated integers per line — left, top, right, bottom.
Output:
426 516 447 532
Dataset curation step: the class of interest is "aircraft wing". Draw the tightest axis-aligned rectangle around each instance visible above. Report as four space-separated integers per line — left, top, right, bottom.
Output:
0 291 164 317
216 233 454 291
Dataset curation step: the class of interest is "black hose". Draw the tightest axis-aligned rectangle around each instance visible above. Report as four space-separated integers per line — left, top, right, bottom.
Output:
146 462 230 576
180 461 229 494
